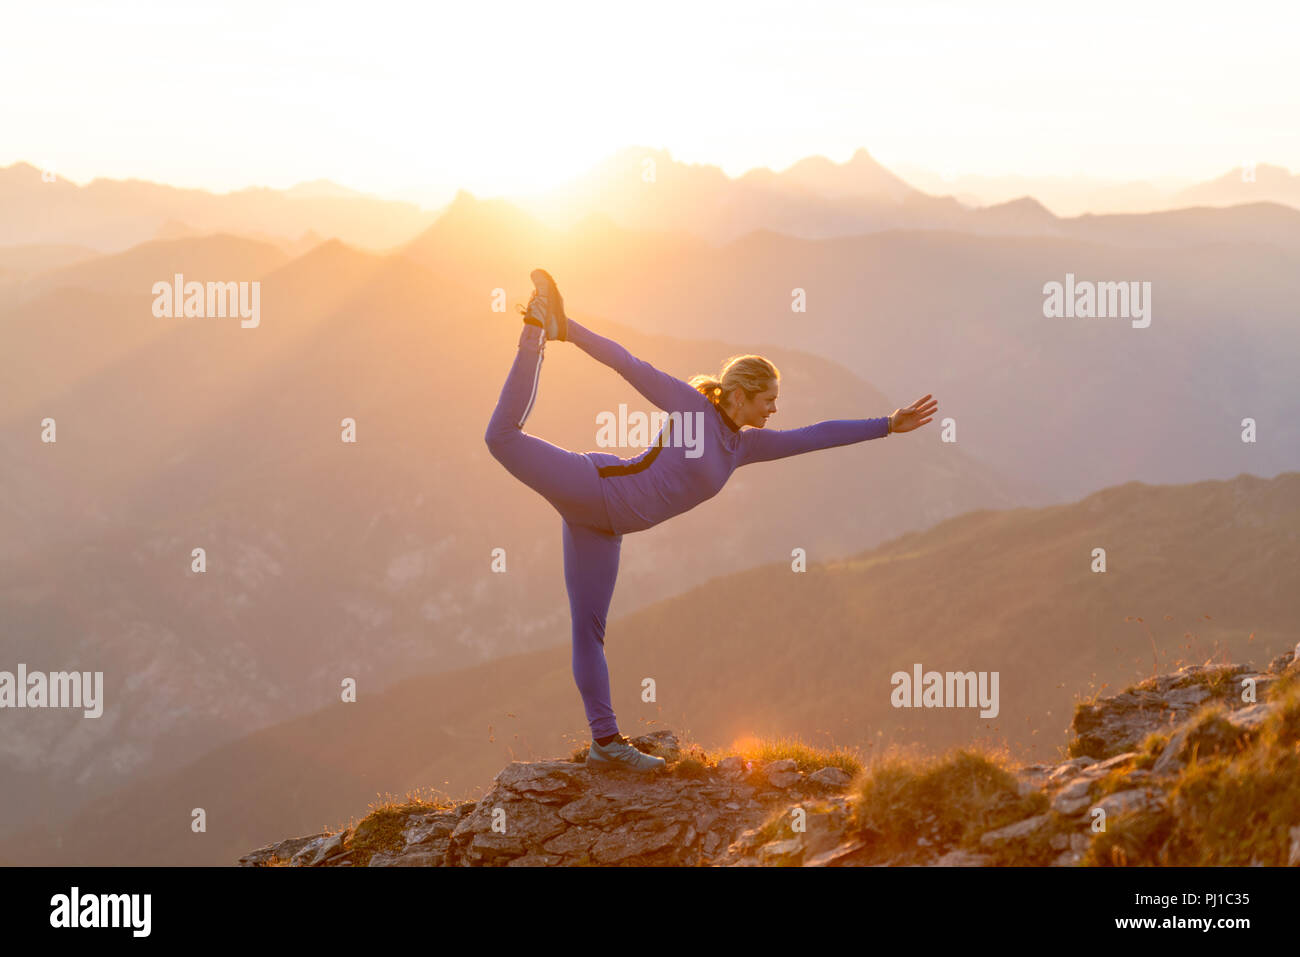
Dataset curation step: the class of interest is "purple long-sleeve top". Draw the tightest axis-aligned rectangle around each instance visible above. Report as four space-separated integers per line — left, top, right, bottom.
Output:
566 319 890 535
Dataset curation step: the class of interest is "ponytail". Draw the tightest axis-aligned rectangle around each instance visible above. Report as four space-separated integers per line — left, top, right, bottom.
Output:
690 355 780 408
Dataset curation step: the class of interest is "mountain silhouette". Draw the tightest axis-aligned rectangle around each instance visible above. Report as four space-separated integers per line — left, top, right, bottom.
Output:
4 472 1295 864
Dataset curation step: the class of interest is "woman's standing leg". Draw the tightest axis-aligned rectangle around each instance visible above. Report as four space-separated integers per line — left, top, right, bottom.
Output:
484 323 610 530
561 518 623 741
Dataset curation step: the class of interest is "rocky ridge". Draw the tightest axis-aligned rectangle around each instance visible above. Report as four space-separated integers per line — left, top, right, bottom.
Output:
239 648 1300 867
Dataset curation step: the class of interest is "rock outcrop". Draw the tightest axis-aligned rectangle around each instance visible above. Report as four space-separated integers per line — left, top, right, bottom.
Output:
239 649 1299 867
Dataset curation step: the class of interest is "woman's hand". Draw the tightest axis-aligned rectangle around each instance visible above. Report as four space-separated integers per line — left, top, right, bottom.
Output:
889 394 937 434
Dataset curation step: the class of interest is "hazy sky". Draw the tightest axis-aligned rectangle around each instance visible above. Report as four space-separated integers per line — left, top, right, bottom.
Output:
3 0 1296 205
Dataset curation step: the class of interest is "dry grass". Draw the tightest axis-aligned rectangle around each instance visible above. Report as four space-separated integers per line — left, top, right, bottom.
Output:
328 786 460 868
1087 679 1300 865
848 744 1053 863
726 734 864 777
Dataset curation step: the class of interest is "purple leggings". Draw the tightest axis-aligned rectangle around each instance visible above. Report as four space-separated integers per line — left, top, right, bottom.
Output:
484 323 623 740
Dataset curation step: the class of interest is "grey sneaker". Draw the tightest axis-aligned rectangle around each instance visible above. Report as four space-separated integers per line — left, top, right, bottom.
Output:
586 734 667 773
523 268 567 341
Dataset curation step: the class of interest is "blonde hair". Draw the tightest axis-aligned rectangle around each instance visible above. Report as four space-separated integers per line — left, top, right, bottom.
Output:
689 354 780 410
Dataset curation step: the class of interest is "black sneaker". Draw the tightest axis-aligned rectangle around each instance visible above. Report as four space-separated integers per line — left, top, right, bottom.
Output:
525 268 568 341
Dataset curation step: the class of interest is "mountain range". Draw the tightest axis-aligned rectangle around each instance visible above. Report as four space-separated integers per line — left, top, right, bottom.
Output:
2 146 1296 863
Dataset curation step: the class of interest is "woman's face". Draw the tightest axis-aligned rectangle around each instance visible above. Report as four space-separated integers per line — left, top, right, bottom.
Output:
731 380 779 428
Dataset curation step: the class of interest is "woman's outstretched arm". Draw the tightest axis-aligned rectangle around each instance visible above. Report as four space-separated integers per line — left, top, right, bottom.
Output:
737 394 936 465
737 417 891 466
566 318 710 414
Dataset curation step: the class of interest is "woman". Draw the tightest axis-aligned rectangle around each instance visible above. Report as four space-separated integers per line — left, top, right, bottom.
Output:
485 270 937 772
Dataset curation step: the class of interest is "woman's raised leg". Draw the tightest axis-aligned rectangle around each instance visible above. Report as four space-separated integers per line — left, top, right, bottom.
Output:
484 323 610 530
